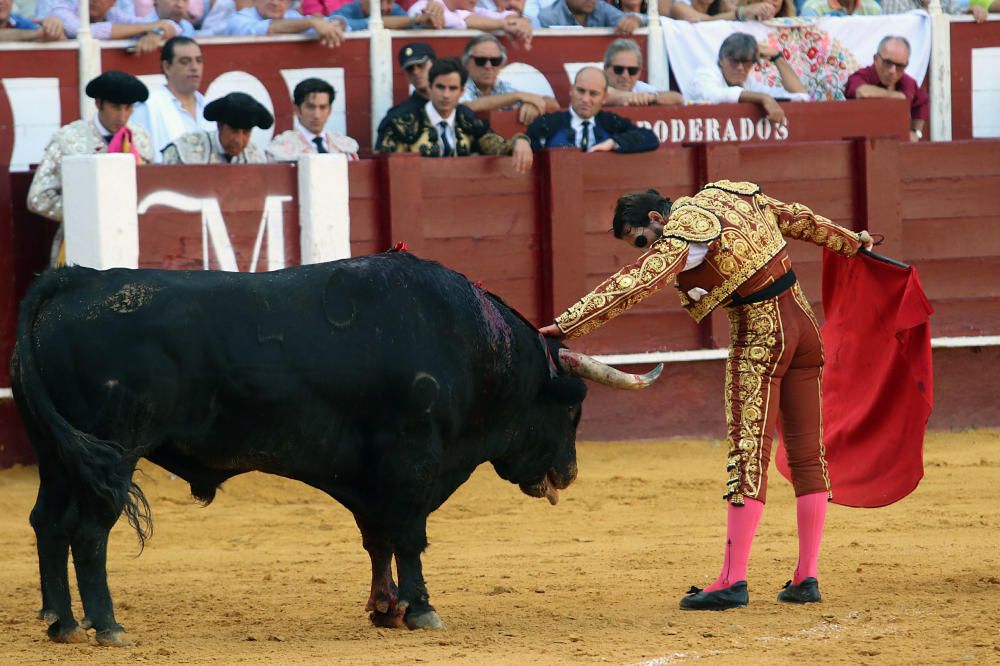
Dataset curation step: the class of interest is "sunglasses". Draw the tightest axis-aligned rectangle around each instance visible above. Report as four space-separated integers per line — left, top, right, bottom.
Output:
876 54 908 70
471 56 504 67
404 62 426 73
611 65 640 76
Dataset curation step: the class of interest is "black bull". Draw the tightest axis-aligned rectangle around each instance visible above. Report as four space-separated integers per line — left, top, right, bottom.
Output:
12 251 660 646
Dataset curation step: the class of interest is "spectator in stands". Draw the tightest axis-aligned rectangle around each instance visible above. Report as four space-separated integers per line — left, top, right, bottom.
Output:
525 67 659 153
0 0 64 39
800 0 880 16
407 0 533 48
162 92 272 163
671 0 776 22
27 71 153 266
612 0 674 13
688 33 808 127
49 0 180 45
330 0 443 29
602 39 683 107
478 0 541 27
460 34 558 125
131 0 196 52
539 0 645 32
267 78 359 161
131 37 213 163
195 0 245 35
375 56 534 174
135 0 204 21
227 0 347 47
882 0 995 23
376 41 435 145
737 0 794 16
845 36 928 143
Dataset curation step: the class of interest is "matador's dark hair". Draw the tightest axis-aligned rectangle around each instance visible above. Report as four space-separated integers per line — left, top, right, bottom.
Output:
611 189 672 238
429 57 468 87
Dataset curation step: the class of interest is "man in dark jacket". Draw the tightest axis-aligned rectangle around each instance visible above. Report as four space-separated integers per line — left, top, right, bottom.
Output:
525 66 659 153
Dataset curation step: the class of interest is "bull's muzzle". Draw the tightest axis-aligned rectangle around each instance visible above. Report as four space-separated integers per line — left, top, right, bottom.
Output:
557 349 663 390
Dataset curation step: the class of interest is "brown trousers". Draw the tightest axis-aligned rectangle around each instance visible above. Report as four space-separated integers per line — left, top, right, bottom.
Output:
723 283 830 505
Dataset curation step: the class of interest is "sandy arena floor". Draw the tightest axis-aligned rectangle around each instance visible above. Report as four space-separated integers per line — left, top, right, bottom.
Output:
0 430 998 665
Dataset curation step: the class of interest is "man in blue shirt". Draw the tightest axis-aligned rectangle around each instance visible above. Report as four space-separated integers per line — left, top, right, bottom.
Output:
538 0 644 32
227 0 347 46
332 0 441 30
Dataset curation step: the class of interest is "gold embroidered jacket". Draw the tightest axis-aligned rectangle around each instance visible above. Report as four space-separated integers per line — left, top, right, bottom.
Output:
554 180 864 338
374 103 525 157
27 119 154 222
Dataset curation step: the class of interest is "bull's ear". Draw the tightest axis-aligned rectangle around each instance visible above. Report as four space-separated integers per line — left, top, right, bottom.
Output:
542 374 587 405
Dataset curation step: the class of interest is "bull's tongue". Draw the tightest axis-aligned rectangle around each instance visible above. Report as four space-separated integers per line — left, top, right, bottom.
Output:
544 482 560 506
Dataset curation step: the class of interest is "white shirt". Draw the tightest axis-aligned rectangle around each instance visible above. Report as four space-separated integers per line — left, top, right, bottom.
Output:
569 106 596 149
689 64 811 105
424 101 456 155
295 116 327 153
130 84 212 163
93 114 113 139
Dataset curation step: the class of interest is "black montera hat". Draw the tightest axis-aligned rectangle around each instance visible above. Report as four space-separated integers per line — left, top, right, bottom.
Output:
85 70 149 104
397 42 436 69
203 92 274 130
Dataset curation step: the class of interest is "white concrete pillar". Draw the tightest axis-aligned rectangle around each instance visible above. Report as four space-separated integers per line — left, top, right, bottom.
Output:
298 152 351 263
928 7 952 141
647 1 670 92
369 11 393 151
62 154 139 269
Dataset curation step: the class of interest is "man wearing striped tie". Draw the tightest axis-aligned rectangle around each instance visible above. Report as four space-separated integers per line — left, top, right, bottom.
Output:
267 78 360 162
525 66 659 154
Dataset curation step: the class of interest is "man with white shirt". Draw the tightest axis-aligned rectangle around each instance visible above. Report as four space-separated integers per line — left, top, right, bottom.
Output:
603 39 683 108
267 78 359 162
27 70 153 265
525 66 658 153
131 36 213 162
375 56 533 174
689 32 809 126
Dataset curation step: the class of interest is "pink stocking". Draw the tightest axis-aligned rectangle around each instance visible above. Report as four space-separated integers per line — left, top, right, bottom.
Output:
704 498 764 592
793 492 827 584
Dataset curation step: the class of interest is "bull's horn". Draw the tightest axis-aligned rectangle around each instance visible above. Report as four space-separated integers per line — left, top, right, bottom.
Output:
557 349 663 390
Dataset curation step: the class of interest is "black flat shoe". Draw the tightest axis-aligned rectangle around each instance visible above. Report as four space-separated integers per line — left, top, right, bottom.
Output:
777 577 822 603
679 581 748 610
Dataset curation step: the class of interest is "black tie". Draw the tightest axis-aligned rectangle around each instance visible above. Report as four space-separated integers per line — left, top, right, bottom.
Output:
580 121 591 152
223 154 232 163
439 121 452 157
103 134 113 145
312 136 328 154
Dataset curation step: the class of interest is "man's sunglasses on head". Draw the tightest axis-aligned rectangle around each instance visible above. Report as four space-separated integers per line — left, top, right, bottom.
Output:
472 56 504 67
611 65 640 76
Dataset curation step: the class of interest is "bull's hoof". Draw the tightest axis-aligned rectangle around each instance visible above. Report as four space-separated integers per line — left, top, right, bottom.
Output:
369 609 406 628
95 629 133 647
49 625 89 644
405 609 443 630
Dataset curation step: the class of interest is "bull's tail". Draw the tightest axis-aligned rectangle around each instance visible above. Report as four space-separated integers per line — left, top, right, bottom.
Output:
12 270 152 548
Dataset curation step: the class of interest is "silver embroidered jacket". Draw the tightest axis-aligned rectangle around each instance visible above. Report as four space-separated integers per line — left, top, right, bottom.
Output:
161 130 267 164
27 119 154 222
265 129 359 162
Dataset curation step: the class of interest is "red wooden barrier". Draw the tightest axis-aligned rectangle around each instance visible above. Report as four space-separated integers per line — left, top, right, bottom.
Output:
3 138 1000 465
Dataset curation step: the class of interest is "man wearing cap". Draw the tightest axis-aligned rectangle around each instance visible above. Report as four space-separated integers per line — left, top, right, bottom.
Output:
375 57 533 174
131 36 214 163
162 91 272 164
393 41 435 111
28 70 153 265
266 78 359 162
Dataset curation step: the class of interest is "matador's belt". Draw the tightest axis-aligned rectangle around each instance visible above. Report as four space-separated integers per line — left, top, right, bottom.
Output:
728 270 797 307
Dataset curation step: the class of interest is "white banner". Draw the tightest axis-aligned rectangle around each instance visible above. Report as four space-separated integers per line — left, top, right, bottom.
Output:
661 13 931 102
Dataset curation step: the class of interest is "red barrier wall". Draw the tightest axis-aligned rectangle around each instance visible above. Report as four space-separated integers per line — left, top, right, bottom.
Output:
3 138 1000 465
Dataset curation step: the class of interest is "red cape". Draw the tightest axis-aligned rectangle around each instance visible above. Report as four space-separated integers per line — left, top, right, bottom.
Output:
777 251 933 508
